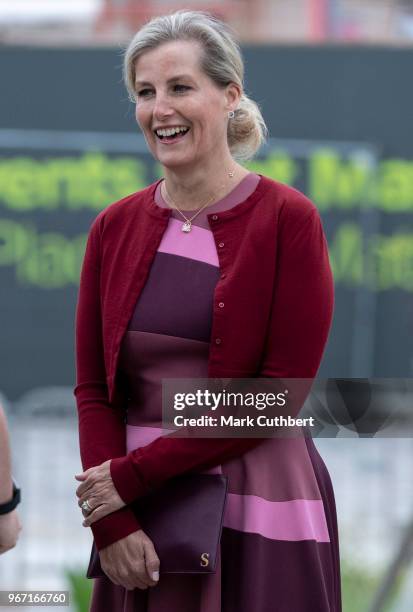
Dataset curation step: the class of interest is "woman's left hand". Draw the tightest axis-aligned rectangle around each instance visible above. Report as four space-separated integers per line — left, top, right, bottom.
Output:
75 460 125 527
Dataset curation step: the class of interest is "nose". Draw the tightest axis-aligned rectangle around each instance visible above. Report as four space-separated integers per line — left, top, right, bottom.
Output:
152 92 174 122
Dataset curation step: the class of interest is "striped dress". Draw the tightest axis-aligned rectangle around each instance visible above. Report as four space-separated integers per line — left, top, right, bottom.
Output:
90 172 341 611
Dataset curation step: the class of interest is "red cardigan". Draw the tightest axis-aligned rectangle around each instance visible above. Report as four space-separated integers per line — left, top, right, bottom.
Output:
74 174 334 550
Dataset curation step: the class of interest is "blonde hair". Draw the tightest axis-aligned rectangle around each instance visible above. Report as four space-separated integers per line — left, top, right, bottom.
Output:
123 9 268 162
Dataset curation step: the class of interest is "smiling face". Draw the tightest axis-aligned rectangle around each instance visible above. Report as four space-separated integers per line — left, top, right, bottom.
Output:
133 39 239 170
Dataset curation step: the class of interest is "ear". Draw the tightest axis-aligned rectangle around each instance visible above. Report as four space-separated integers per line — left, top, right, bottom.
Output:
224 82 242 113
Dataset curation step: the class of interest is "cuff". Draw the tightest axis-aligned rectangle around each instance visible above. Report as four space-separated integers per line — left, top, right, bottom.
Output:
110 454 147 505
91 505 141 551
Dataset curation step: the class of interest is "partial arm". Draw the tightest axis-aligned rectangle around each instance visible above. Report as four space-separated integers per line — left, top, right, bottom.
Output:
0 405 22 554
74 217 142 551
0 406 13 505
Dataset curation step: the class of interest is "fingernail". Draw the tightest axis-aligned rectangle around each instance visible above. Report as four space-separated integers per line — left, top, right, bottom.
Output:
152 571 159 581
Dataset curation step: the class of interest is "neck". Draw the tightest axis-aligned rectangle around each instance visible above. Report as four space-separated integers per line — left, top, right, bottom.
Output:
161 158 248 211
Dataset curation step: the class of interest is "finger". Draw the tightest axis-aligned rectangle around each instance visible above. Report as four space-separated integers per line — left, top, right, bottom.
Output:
78 478 110 506
79 501 96 518
132 567 151 590
76 478 94 498
75 465 95 477
103 569 120 586
78 492 96 509
134 582 149 591
76 483 90 499
143 540 160 585
82 504 108 527
101 562 146 590
113 570 147 591
74 468 94 482
125 578 148 590
76 478 95 499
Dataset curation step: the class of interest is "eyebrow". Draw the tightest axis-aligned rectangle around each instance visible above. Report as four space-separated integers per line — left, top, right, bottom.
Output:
135 74 194 87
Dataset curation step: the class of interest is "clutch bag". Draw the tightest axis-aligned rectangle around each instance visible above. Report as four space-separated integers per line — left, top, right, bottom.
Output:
86 473 228 576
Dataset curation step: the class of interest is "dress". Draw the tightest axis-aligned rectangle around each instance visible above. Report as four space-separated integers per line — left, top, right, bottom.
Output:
90 173 341 611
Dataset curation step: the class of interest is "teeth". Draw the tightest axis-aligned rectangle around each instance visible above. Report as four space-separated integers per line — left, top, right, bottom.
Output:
156 126 189 137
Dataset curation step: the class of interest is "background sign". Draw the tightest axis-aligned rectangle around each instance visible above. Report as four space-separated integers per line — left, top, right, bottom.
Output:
1 45 413 401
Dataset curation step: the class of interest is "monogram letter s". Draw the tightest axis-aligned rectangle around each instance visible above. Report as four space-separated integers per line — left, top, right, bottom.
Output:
200 553 210 567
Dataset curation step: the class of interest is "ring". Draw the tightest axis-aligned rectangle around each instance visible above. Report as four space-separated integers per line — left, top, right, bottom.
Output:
81 499 93 514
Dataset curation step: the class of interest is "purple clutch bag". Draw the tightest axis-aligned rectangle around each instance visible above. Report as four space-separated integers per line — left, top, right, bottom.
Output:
86 473 228 577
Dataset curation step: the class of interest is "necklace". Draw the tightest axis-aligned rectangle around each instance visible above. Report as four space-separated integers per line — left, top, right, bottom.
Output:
162 170 235 233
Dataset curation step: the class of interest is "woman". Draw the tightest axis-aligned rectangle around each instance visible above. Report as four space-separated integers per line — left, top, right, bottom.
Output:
74 9 340 611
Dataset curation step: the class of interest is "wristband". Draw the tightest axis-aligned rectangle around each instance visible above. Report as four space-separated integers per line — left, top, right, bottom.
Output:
0 481 21 515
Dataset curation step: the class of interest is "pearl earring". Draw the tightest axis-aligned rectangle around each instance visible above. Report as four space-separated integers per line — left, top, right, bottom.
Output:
228 110 235 119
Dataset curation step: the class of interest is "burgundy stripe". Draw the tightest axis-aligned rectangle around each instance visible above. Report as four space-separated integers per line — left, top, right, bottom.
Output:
119 331 210 425
126 253 220 342
220 528 337 611
221 437 323 501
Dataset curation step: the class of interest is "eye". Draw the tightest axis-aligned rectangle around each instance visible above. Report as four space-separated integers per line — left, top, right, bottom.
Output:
136 84 190 98
174 84 190 93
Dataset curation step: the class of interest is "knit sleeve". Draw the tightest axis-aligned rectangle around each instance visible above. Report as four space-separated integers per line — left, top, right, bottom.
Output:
110 205 334 505
74 216 142 551
259 205 334 379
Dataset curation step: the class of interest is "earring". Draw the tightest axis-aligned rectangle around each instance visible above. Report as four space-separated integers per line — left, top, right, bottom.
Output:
228 110 235 119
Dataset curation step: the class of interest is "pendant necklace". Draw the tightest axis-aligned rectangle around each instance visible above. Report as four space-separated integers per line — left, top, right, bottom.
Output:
162 170 235 233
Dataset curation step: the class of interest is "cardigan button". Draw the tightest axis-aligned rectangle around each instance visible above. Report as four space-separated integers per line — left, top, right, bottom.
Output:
212 214 218 221
221 273 227 279
218 302 225 308
215 338 222 345
218 242 225 248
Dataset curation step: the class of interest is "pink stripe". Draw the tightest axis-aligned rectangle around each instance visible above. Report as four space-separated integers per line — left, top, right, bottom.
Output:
125 424 222 476
223 493 330 543
158 218 219 267
126 425 166 453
